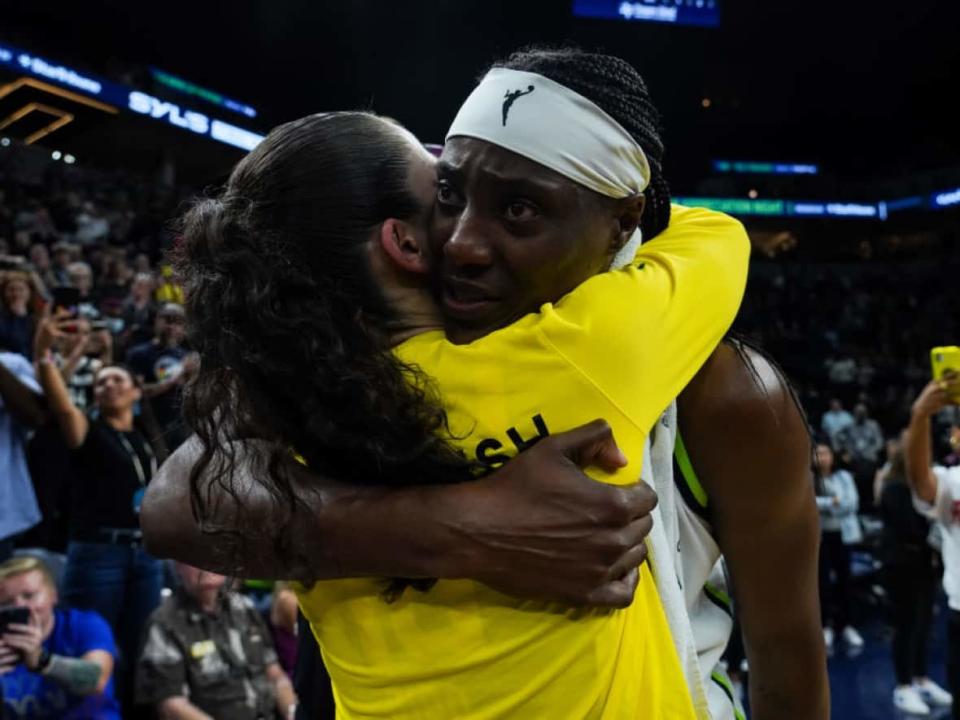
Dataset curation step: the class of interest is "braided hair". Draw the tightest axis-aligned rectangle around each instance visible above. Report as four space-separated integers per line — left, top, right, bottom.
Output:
491 46 671 240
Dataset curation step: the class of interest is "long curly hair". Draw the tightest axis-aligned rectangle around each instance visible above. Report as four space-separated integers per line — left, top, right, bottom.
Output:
173 112 472 583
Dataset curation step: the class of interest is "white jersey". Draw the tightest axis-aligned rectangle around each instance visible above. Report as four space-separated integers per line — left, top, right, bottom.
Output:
643 402 744 720
916 466 960 611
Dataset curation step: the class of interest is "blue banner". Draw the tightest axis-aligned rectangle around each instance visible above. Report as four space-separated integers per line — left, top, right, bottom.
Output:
0 40 263 151
573 0 720 28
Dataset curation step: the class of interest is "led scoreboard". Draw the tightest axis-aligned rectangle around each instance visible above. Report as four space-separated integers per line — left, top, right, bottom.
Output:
573 0 720 27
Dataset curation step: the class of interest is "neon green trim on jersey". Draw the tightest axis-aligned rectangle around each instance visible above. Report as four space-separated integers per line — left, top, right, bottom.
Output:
675 431 708 508
704 581 732 610
711 670 746 720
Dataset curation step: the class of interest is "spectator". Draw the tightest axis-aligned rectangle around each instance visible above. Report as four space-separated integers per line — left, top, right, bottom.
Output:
826 351 858 386
33 314 165 707
837 402 885 512
0 556 120 719
125 303 195 452
154 264 184 305
0 271 36 360
65 262 99 321
13 201 57 245
73 202 109 247
822 397 855 446
874 437 902 505
878 434 952 714
0 349 45 563
119 273 156 351
815 441 865 651
28 245 56 291
136 562 297 720
905 376 960 718
96 251 132 319
49 243 73 287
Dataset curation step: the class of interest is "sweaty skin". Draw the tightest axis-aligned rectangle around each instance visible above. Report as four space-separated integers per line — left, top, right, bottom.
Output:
678 342 829 720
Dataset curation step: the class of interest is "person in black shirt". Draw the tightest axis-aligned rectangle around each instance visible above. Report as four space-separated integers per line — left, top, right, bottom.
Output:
878 434 951 714
33 312 165 712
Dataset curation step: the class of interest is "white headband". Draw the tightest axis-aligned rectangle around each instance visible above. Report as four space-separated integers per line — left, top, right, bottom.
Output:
445 68 651 199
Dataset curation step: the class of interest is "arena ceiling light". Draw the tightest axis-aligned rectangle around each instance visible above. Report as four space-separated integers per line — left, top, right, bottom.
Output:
0 77 118 114
2 40 263 152
0 102 75 145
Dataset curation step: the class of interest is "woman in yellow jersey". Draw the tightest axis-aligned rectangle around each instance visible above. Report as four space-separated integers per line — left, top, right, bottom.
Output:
174 56 748 719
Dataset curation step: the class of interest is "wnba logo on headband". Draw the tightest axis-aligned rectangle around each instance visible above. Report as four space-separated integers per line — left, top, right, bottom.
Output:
447 68 650 200
502 85 535 126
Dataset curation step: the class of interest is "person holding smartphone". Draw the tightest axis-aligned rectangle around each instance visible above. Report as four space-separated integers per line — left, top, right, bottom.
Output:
0 555 120 719
33 313 164 713
905 373 960 718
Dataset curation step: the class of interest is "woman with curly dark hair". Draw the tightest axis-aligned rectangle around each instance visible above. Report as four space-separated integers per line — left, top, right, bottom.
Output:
174 112 473 572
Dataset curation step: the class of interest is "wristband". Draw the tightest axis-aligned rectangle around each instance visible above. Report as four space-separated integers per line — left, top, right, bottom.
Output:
36 647 52 673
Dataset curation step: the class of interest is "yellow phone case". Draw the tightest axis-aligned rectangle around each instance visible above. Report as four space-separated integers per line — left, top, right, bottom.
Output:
931 346 960 401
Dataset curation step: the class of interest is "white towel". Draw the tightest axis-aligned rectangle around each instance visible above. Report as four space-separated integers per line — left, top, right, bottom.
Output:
642 403 712 720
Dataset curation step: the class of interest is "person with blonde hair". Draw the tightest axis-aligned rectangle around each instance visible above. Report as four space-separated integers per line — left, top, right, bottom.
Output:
0 555 120 719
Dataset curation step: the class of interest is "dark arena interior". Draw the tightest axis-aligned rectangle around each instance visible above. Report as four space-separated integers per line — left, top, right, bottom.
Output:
1 2 959 719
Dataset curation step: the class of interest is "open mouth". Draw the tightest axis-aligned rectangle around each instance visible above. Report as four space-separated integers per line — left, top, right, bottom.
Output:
442 279 498 317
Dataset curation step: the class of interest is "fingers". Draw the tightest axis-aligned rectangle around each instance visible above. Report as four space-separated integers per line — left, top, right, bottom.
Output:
584 566 640 609
605 539 649 583
1 634 35 653
3 625 39 642
4 624 41 648
552 420 628 473
0 646 19 674
6 623 39 635
615 482 658 521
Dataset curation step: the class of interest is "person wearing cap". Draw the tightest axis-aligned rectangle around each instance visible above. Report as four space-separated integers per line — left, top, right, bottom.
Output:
125 303 196 453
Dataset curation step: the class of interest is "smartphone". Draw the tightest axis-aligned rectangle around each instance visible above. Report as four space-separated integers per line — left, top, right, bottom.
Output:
51 286 81 316
931 346 960 403
0 605 29 634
